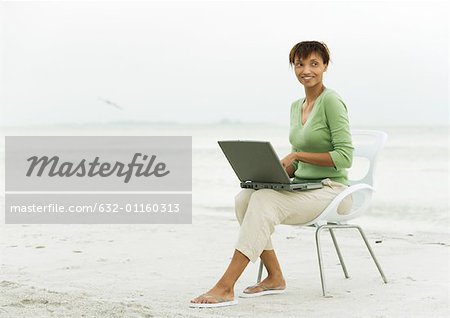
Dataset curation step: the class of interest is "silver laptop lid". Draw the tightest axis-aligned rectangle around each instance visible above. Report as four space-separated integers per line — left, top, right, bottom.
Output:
218 140 291 184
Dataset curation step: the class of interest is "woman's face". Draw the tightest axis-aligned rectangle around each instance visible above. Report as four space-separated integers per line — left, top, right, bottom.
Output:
294 52 328 89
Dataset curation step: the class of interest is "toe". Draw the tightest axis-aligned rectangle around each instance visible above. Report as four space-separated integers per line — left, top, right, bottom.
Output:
194 294 219 304
191 294 203 303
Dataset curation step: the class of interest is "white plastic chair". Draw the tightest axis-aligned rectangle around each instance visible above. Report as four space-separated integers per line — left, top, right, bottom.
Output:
256 130 389 297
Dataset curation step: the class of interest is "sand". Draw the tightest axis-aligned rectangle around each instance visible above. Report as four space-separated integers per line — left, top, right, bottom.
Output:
1 210 449 318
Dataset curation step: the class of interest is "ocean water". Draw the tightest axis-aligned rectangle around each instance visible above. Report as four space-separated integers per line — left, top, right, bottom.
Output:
0 123 448 231
191 125 450 227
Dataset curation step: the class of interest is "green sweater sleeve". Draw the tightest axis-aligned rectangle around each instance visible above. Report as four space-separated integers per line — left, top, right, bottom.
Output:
323 94 353 170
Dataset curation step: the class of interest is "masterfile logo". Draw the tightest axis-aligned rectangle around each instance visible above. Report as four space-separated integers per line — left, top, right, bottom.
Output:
4 136 192 224
26 153 170 183
6 136 191 191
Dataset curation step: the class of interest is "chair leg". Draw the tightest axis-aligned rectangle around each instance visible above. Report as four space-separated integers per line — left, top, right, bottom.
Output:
329 229 350 279
257 259 264 283
315 225 328 297
355 225 388 284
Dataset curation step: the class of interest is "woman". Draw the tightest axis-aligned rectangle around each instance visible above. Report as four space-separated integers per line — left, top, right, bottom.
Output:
190 41 353 308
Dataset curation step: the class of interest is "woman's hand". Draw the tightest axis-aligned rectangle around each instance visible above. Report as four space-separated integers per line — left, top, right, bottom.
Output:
280 153 298 168
280 153 298 178
281 151 335 178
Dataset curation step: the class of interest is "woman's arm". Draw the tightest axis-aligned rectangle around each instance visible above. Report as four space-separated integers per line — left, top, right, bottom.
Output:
296 152 334 166
281 151 334 176
323 94 353 170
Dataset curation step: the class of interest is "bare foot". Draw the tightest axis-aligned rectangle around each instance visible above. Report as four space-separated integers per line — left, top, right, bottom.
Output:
190 285 234 304
243 275 286 294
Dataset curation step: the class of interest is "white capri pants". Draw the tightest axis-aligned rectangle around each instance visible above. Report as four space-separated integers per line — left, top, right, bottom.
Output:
234 179 352 263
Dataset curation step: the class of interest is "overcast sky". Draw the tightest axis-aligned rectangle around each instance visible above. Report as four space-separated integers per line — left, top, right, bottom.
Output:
1 1 449 127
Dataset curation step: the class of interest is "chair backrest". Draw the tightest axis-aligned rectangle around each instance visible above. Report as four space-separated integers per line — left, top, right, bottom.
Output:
348 130 388 187
305 129 388 225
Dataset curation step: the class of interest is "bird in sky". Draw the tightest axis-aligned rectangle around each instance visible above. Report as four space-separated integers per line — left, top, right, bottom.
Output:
97 97 123 110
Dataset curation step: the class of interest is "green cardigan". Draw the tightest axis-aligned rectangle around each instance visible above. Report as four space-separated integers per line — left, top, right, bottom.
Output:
289 88 354 185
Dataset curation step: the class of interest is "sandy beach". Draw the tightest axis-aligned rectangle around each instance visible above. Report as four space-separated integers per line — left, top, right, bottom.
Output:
1 211 449 317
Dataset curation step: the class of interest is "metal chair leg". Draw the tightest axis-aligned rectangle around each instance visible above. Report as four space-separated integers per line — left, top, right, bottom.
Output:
315 225 328 297
257 259 264 283
355 225 388 284
267 223 386 298
329 228 350 278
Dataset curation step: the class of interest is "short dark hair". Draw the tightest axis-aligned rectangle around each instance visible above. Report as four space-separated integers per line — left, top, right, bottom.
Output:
289 41 331 66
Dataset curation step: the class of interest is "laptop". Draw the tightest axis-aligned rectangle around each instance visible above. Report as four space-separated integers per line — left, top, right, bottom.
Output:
218 140 324 191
